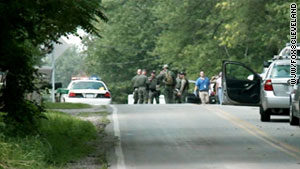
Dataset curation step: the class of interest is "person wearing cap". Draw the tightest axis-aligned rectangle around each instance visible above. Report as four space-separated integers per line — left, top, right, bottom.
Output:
131 69 141 104
148 70 160 104
177 72 189 103
194 71 210 104
157 64 176 103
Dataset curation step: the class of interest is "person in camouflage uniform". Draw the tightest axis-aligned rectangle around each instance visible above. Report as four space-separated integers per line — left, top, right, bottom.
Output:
177 72 189 103
148 70 160 104
136 69 149 104
157 64 176 104
131 69 141 104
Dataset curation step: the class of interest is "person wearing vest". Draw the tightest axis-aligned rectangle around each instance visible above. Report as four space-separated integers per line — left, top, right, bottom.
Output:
177 72 189 103
157 64 176 104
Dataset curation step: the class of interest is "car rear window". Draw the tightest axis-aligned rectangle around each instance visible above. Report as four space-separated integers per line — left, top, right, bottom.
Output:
270 64 300 78
71 81 106 90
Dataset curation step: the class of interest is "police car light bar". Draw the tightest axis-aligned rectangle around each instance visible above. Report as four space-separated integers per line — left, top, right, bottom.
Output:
71 76 89 81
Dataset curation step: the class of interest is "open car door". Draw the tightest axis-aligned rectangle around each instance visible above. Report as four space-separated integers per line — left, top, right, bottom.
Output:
222 61 261 106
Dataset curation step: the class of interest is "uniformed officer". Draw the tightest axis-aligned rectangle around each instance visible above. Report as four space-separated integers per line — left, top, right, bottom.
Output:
177 72 189 103
131 69 141 104
136 69 149 104
148 70 160 104
157 64 176 104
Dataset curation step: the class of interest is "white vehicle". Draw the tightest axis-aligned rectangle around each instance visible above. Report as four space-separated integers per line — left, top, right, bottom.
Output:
278 43 300 57
63 78 111 105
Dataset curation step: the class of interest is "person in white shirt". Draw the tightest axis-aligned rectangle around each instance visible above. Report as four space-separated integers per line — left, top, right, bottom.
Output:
215 72 223 105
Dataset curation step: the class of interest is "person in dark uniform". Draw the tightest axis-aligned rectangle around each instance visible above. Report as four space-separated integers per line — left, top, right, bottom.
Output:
177 72 189 103
131 69 141 104
148 70 160 104
136 69 149 104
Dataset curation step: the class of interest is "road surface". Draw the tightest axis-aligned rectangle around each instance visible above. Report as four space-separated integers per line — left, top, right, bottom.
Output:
107 104 300 169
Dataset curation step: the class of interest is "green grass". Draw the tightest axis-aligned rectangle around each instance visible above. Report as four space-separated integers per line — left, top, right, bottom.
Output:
77 111 109 117
40 111 97 164
43 102 92 109
0 110 98 169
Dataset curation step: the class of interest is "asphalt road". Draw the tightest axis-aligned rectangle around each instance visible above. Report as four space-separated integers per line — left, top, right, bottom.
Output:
107 104 300 169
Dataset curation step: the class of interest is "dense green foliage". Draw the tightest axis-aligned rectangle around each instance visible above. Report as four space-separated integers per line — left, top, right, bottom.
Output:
83 0 300 103
0 111 97 169
0 0 106 133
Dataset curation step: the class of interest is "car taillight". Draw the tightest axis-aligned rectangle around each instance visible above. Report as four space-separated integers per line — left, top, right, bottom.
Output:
264 79 273 91
104 92 111 98
69 92 76 97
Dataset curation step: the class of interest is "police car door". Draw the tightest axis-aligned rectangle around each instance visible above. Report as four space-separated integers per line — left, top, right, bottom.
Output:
222 61 261 106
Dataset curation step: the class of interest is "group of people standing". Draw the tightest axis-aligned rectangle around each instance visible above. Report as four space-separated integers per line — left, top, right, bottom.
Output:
131 64 189 104
131 64 223 104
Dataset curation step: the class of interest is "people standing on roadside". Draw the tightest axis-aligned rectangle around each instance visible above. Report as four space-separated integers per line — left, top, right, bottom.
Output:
148 70 160 104
194 71 210 104
177 72 189 103
131 69 141 104
157 64 176 104
136 69 149 104
215 72 223 105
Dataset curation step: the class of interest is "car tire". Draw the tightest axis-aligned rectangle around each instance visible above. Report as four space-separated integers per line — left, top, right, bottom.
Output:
260 106 270 122
289 102 299 126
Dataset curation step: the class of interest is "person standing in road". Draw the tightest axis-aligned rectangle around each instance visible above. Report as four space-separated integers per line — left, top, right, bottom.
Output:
148 70 160 104
215 72 223 105
157 64 176 104
131 69 141 104
194 71 210 104
136 69 149 104
177 72 189 103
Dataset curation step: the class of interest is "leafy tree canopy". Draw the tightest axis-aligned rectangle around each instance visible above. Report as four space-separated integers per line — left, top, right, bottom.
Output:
84 0 300 103
0 0 107 135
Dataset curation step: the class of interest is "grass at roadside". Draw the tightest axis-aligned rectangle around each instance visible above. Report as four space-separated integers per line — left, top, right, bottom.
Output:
44 102 92 109
0 110 98 169
77 111 109 117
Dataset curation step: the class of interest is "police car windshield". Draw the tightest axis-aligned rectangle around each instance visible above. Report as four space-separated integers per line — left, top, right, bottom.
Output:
270 64 300 78
71 81 106 90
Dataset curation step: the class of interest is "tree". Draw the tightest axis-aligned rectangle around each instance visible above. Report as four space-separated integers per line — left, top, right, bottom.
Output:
84 0 161 103
84 0 300 103
0 0 107 134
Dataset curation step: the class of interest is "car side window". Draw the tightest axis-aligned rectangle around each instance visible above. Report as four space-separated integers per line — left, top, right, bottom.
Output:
225 63 254 81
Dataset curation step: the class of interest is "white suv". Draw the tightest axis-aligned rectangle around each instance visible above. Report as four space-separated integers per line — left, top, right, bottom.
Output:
222 58 300 122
